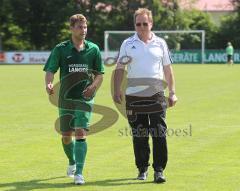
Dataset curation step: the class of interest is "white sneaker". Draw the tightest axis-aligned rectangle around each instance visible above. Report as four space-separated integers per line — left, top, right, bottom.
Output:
74 174 85 185
67 164 76 177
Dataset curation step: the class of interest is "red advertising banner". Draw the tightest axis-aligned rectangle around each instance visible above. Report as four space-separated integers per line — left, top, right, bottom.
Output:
0 52 5 62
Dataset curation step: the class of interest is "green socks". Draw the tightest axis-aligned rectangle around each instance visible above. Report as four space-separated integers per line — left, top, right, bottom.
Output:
62 138 87 175
74 139 87 175
62 139 75 165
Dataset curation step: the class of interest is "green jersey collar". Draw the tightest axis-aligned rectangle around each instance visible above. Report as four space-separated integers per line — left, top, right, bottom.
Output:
69 39 89 51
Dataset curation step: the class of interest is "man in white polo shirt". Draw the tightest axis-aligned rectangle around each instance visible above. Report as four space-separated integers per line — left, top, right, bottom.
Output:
113 8 177 183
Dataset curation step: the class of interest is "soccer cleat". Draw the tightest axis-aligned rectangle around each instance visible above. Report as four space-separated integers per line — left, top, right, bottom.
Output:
137 171 148 180
67 164 76 178
154 171 166 183
74 174 85 185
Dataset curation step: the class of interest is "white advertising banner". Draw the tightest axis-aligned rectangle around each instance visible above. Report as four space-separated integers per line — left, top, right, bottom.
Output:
4 52 50 64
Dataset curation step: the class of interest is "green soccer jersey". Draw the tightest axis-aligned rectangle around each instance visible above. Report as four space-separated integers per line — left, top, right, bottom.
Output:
44 40 104 100
226 46 234 55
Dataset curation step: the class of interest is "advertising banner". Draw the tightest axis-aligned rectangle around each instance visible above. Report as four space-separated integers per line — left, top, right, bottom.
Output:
3 52 50 64
0 52 5 63
0 50 239 64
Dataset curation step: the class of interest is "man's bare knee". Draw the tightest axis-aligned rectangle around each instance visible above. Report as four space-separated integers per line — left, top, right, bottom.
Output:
62 131 73 144
75 128 87 140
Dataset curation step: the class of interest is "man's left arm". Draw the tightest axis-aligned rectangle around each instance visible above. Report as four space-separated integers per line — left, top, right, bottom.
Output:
83 74 103 98
163 64 178 107
83 46 104 98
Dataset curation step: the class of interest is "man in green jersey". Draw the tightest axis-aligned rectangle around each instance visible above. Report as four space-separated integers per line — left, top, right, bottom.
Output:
226 42 234 65
43 14 104 185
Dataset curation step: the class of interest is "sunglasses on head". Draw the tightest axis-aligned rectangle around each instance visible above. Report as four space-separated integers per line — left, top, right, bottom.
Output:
135 22 149 27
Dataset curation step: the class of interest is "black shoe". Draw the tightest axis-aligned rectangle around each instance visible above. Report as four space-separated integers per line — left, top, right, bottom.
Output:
154 171 166 183
137 171 148 180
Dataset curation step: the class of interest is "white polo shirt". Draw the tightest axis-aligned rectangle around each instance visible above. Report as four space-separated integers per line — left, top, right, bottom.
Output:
117 33 172 96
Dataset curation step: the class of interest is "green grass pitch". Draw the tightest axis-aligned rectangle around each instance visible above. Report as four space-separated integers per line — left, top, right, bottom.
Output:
0 64 240 191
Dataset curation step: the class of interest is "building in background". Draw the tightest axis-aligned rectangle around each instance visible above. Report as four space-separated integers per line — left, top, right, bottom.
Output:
179 0 236 25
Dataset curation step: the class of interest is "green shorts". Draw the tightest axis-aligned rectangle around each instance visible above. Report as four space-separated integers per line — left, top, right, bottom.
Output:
58 100 93 132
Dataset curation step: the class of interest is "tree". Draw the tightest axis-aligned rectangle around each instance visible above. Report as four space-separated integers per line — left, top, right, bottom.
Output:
216 14 239 49
0 0 31 50
214 0 240 48
181 9 218 49
10 0 76 50
0 0 224 50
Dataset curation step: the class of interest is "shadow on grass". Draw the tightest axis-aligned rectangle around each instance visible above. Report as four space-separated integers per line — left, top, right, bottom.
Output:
87 177 154 186
0 176 74 191
0 176 155 190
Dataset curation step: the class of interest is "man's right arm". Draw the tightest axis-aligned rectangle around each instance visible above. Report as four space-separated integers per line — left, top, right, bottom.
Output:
113 68 124 104
43 46 60 95
113 40 127 104
45 71 54 95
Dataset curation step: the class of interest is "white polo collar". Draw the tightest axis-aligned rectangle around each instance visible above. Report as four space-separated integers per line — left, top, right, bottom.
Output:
133 32 157 43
